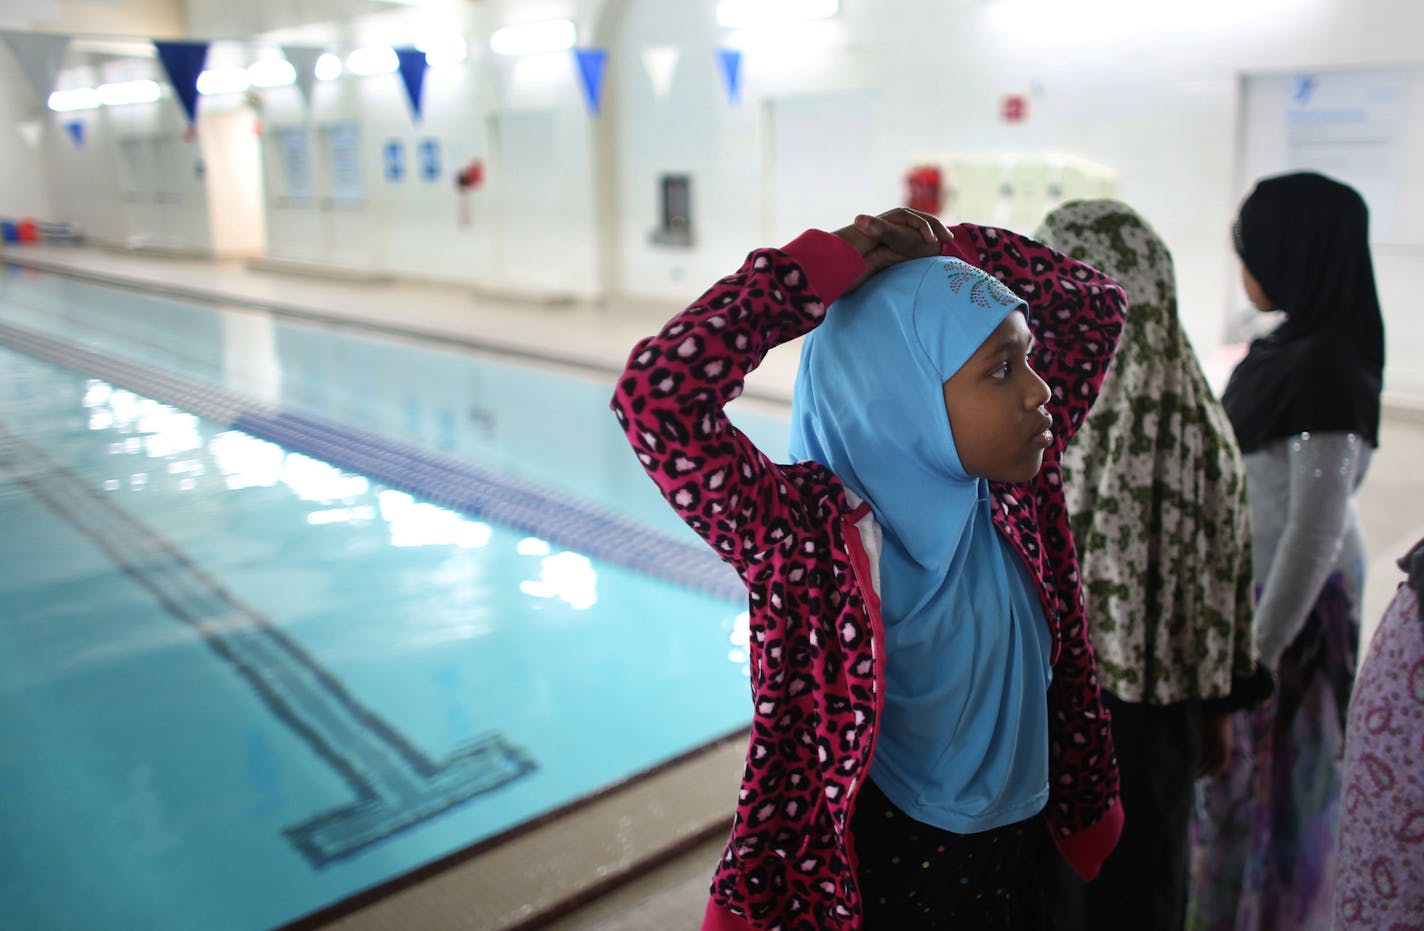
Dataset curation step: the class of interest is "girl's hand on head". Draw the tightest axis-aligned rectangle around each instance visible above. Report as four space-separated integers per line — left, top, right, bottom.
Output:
835 207 953 293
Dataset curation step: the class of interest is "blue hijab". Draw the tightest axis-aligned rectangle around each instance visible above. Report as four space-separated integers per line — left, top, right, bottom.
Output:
789 255 1053 831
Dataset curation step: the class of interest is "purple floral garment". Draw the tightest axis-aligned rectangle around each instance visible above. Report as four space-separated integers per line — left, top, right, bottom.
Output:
1334 579 1424 929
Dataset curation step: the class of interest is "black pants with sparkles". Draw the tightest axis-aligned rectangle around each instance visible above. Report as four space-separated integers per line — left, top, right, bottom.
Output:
851 778 1049 930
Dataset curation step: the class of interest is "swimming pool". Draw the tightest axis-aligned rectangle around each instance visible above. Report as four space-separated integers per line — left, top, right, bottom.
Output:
0 268 784 929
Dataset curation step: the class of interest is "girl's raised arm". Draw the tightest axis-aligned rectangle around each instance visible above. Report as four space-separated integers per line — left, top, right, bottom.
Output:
611 232 863 578
611 212 947 579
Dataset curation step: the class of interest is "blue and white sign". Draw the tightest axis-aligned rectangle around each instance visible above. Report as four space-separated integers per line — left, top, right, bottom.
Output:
383 139 405 182
1283 68 1409 241
418 138 441 182
277 127 313 200
324 122 363 203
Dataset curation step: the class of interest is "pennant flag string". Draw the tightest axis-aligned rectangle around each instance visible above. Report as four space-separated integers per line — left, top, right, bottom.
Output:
1 31 71 105
280 45 325 106
153 40 210 126
16 119 43 150
574 48 608 115
6 30 746 117
716 47 742 106
394 48 430 123
641 46 679 100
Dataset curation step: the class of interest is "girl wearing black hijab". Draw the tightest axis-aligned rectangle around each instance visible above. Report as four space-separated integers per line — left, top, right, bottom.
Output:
1192 172 1384 931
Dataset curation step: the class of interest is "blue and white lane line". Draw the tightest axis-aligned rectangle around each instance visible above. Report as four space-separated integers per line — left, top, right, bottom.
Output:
0 318 744 603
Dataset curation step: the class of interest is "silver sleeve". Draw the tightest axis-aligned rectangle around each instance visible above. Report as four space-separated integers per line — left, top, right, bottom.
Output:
1254 431 1364 669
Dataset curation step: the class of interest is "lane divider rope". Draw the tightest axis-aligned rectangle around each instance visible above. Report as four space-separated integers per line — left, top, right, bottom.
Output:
0 318 744 603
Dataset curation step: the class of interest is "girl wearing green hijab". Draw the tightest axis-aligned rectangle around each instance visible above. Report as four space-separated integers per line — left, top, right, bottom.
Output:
1035 200 1269 931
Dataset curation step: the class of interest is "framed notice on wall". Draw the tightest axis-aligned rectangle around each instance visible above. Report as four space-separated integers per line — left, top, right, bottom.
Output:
1241 67 1418 245
117 135 156 197
275 126 314 202
322 122 363 205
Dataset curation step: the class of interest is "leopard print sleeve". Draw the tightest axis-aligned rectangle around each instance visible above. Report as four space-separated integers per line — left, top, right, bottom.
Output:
611 237 860 579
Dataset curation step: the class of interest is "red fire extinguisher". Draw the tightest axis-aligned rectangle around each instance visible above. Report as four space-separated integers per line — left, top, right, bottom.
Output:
455 158 484 228
905 165 944 215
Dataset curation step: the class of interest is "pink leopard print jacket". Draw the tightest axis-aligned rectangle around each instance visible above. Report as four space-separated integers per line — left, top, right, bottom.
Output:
611 226 1126 930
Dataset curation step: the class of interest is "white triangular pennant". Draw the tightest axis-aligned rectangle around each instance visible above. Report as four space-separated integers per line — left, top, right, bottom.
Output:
16 119 42 150
280 45 325 106
641 46 679 100
1 31 71 105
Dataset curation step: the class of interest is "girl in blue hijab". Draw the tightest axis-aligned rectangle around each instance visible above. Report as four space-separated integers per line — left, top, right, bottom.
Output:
613 208 1125 930
791 248 1061 925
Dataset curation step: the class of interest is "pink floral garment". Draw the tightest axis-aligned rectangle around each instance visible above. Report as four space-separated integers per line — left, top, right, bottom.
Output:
1334 579 1424 928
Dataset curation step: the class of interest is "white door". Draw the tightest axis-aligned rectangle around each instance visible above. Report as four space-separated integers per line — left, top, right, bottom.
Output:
201 108 267 257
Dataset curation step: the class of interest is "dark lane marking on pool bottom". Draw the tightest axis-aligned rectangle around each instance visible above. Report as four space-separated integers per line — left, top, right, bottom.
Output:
0 422 537 869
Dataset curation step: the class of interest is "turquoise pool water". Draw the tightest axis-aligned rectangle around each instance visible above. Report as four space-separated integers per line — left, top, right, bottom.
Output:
0 268 783 929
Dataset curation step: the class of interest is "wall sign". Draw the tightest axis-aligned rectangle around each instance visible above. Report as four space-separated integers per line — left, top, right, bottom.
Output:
418 138 441 182
325 123 363 203
277 127 313 200
383 139 406 183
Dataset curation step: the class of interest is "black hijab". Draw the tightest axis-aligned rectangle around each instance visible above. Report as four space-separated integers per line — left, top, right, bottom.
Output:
1221 171 1384 453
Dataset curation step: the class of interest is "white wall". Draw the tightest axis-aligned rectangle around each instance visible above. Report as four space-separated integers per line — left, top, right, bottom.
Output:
252 49 601 295
603 0 765 297
44 52 213 253
201 106 266 257
0 49 54 222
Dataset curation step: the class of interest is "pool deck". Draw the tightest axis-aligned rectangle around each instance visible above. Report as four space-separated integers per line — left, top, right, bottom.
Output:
0 242 802 408
290 734 744 931
4 241 1423 929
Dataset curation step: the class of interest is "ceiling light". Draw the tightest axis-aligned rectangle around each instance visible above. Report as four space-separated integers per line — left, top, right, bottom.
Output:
489 19 576 56
196 66 251 96
346 46 399 76
418 35 468 67
315 52 343 81
48 87 100 111
248 59 297 87
96 79 161 106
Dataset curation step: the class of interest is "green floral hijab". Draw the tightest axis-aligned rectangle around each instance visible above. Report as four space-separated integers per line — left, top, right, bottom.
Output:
1036 200 1257 704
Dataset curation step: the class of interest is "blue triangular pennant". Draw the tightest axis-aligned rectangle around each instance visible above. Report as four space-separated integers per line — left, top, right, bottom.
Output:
64 119 84 147
153 40 209 126
573 48 607 115
717 47 742 106
395 48 429 123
